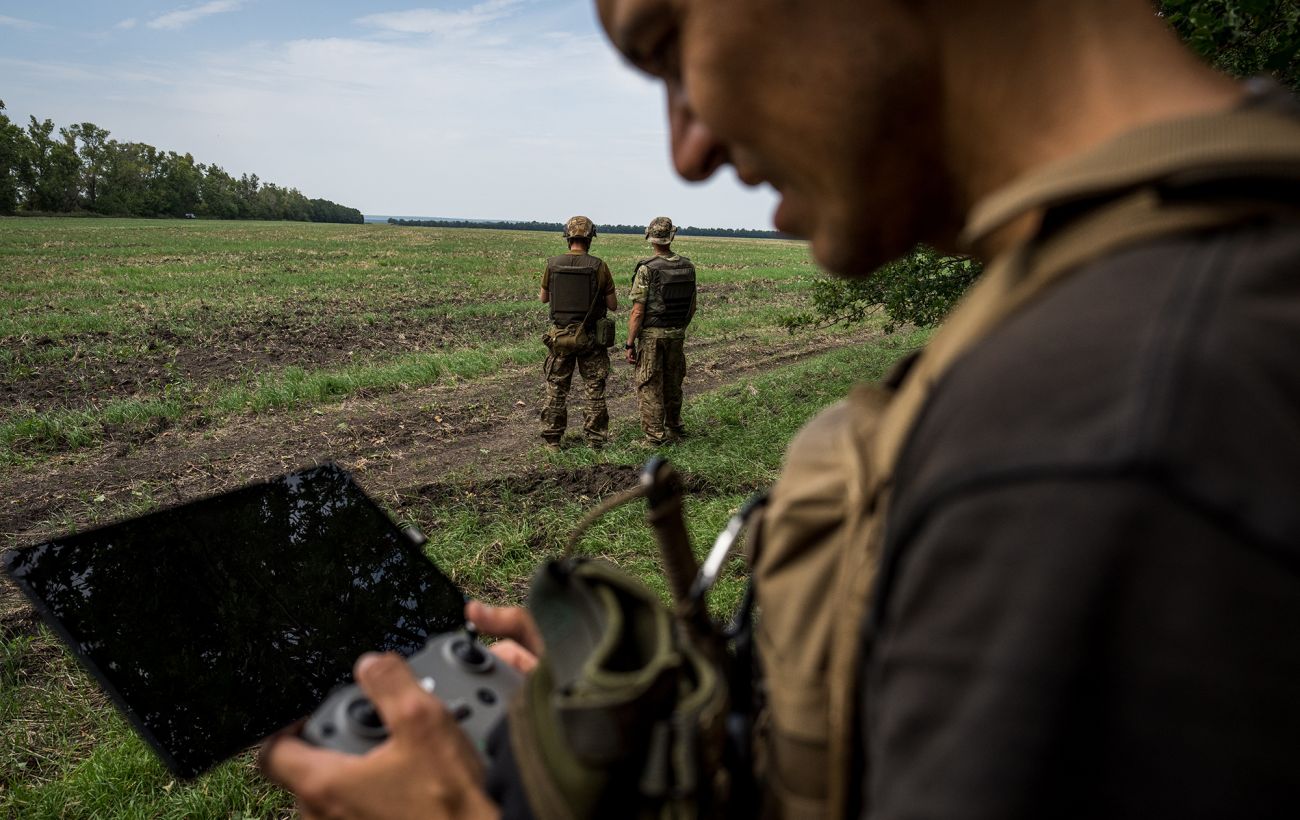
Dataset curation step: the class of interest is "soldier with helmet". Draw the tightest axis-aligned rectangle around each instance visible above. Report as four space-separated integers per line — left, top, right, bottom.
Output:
538 215 618 450
625 216 696 446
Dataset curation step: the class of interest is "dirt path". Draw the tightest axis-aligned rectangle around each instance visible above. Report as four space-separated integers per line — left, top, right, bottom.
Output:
1 328 877 629
0 328 876 552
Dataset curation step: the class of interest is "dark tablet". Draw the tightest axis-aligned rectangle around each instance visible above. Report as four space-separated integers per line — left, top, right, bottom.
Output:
3 462 464 778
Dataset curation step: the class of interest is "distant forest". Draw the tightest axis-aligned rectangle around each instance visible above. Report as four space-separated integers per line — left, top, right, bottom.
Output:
388 218 790 240
0 101 363 223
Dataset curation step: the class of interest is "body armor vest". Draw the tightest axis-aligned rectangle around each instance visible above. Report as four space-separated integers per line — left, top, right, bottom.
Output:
638 255 696 329
548 253 606 328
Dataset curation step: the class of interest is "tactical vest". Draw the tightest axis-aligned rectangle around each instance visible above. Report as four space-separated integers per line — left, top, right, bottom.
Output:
749 103 1300 820
638 255 696 329
548 253 606 328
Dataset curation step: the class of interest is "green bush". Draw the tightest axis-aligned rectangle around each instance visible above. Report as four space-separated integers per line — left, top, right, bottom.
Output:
784 246 981 332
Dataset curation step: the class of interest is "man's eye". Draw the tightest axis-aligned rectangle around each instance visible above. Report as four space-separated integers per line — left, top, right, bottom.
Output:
658 40 680 80
632 31 679 79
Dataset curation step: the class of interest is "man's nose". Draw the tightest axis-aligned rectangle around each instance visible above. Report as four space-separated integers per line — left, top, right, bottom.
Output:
667 86 727 181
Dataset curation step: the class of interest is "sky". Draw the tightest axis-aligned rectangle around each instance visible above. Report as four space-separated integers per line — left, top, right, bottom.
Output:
0 0 780 227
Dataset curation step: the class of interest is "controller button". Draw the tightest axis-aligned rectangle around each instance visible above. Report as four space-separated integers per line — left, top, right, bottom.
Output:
476 688 497 706
448 699 472 722
419 676 436 694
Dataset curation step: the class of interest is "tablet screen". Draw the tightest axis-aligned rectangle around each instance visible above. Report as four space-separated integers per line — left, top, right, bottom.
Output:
3 463 464 778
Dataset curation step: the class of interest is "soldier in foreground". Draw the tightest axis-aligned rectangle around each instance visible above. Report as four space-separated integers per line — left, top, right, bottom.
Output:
263 0 1300 817
625 216 696 445
537 216 617 451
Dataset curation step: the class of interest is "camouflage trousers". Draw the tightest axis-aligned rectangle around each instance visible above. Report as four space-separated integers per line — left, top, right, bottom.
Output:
635 336 686 444
541 345 610 445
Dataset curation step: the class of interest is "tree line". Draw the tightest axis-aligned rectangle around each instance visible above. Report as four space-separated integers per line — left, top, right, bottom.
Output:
387 218 790 240
0 103 363 223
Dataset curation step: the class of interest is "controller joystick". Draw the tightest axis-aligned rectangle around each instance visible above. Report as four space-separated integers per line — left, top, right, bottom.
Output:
302 630 523 758
346 697 387 737
451 636 489 668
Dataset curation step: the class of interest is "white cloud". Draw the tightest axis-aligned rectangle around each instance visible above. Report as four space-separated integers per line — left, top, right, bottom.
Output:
356 0 525 37
147 1 244 31
0 15 44 30
1 5 778 228
115 19 139 31
0 56 103 84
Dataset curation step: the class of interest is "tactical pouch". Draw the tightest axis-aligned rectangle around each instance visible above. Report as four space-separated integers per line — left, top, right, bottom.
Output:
594 317 616 349
547 323 592 356
510 558 729 819
508 460 745 820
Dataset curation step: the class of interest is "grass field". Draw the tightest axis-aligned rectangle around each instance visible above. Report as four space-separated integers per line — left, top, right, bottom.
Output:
0 219 818 465
0 217 925 818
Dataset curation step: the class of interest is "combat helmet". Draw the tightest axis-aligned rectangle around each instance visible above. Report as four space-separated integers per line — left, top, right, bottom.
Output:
563 215 597 241
645 216 678 245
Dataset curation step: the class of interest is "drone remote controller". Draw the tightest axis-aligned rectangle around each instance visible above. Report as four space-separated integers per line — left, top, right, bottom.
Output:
302 630 523 758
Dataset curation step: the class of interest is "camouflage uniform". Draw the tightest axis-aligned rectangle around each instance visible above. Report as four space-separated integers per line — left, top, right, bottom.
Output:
631 217 696 445
541 216 616 448
634 333 687 443
541 345 611 446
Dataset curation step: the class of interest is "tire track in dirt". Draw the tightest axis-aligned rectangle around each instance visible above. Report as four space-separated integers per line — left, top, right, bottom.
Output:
1 328 882 627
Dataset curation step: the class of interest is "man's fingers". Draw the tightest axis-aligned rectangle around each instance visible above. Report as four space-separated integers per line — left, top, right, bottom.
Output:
488 639 539 674
465 601 544 655
259 732 349 794
295 801 327 820
353 652 449 742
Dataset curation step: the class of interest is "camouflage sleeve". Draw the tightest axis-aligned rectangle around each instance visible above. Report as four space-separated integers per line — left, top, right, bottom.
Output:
540 264 551 291
629 266 650 304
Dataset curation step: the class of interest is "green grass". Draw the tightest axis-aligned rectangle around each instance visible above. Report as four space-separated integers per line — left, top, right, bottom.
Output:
0 215 928 817
0 219 828 462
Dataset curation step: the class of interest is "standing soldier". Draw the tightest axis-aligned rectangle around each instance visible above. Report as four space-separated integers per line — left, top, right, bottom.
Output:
539 215 617 450
625 216 696 446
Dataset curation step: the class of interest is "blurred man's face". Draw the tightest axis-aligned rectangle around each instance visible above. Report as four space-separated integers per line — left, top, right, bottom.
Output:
596 0 950 275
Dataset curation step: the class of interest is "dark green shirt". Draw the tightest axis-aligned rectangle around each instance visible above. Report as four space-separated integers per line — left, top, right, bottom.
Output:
862 89 1300 819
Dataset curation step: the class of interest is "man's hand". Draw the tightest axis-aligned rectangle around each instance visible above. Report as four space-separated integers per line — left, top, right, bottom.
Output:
625 345 637 365
260 653 499 820
466 601 541 675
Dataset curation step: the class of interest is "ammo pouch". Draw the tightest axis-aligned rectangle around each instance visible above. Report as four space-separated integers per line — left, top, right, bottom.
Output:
508 460 748 820
594 317 616 349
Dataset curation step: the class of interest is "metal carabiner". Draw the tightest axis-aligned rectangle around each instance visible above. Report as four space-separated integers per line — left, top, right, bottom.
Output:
688 491 768 609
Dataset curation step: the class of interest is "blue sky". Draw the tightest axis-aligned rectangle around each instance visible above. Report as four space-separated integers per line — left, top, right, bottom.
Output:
0 1 779 227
